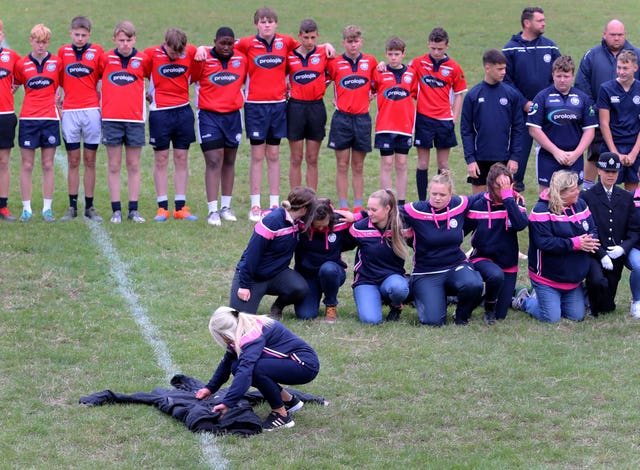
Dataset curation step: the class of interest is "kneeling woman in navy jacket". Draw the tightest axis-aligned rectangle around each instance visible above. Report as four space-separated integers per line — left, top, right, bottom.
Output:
229 187 316 318
401 172 484 326
347 189 412 324
517 170 600 322
196 306 320 431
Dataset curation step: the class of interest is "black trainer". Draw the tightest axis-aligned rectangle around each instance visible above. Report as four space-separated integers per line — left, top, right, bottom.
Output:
284 394 304 413
385 305 402 322
269 303 283 321
262 411 295 431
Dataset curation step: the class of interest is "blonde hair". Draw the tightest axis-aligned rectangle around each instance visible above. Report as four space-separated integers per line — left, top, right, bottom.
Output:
208 306 274 355
429 169 455 195
547 170 579 215
30 24 51 42
369 189 409 259
113 21 136 38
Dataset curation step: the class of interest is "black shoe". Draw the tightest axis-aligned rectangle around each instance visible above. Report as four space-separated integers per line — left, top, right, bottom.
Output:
483 311 496 325
284 394 304 413
269 303 283 320
385 305 402 322
262 411 294 431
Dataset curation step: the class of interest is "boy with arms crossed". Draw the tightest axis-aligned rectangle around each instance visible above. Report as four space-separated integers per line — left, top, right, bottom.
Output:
57 16 103 221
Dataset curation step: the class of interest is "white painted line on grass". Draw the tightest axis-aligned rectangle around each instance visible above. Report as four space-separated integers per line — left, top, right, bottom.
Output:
55 151 228 470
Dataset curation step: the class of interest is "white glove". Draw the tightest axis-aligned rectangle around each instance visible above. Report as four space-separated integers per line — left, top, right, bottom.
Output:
601 255 614 270
607 245 625 259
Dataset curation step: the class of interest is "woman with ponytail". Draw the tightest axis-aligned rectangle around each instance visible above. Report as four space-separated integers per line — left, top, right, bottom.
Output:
346 189 413 324
195 306 319 431
230 186 316 318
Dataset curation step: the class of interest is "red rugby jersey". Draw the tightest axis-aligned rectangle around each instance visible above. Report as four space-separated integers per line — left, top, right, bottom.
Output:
0 47 20 114
143 44 196 110
372 65 417 136
286 45 329 101
14 52 62 120
327 53 377 115
57 43 104 110
235 34 297 103
409 53 467 120
98 48 151 122
192 48 247 113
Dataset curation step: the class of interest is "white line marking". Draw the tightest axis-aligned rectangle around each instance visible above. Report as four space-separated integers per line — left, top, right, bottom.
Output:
55 151 228 470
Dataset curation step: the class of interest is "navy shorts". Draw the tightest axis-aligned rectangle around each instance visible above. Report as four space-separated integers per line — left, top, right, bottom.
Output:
327 110 372 153
0 113 17 148
18 119 60 149
244 102 287 140
197 109 242 150
536 150 583 187
414 113 457 149
287 98 327 141
148 104 196 151
374 132 412 155
467 160 506 186
102 121 146 147
600 142 640 184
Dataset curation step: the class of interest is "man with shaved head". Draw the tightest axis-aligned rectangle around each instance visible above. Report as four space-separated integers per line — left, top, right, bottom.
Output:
575 19 640 189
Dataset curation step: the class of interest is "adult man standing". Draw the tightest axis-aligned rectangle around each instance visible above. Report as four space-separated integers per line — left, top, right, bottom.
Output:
575 19 640 189
503 6 561 191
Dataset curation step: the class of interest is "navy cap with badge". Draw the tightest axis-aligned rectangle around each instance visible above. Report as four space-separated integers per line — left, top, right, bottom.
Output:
597 152 622 172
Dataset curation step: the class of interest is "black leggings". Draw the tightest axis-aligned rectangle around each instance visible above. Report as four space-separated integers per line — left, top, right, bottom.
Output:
229 268 309 314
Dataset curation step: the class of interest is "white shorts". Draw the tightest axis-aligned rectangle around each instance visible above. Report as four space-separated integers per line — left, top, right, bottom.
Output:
61 108 102 145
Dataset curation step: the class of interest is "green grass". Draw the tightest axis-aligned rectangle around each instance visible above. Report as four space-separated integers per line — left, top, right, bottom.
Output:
3 1 640 468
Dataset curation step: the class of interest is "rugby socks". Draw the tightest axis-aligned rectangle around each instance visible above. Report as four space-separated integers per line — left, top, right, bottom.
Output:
353 198 363 212
157 195 169 210
221 195 232 210
111 201 121 212
85 196 94 209
22 200 32 213
127 201 138 212
175 195 186 211
208 200 218 213
43 199 53 212
69 194 78 210
250 194 261 208
416 169 428 201
269 195 279 208
338 199 349 210
0 197 7 209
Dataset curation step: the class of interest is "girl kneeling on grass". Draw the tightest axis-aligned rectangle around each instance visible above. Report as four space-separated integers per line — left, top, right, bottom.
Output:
196 306 320 431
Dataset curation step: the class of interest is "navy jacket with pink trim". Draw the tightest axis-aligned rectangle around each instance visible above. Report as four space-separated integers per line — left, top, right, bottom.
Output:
464 190 528 270
236 208 300 289
205 321 319 409
401 196 469 274
527 191 598 288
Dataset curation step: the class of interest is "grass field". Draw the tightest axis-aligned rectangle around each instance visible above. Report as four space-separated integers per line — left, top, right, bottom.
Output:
3 1 640 468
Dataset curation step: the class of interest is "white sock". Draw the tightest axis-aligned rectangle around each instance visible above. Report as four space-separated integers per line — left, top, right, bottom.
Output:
22 200 32 213
157 195 168 203
175 194 186 202
250 194 261 208
208 200 218 213
269 195 279 208
43 199 52 212
221 195 232 209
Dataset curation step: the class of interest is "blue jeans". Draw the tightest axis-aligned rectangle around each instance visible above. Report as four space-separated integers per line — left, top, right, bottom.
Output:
353 274 409 324
626 248 640 301
294 262 347 320
522 280 584 323
411 263 484 326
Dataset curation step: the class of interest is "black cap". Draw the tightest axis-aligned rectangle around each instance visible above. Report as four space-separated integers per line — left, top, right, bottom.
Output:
597 152 622 172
